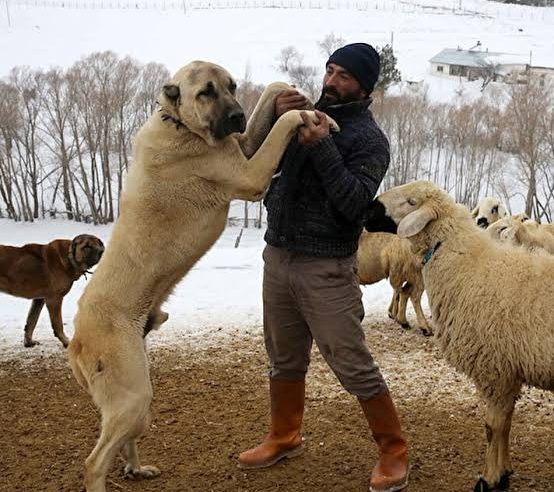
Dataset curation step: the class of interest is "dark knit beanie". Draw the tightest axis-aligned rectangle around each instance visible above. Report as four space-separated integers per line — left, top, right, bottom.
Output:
327 43 380 93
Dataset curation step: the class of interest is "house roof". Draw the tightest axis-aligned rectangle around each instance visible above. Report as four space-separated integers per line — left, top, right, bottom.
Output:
430 48 498 67
429 48 522 68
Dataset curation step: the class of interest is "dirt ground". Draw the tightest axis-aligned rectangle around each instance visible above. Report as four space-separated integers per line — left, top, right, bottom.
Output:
1 317 552 492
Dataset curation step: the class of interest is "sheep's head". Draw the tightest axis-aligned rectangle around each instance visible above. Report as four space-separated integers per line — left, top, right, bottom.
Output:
471 197 508 228
365 181 460 245
487 217 517 241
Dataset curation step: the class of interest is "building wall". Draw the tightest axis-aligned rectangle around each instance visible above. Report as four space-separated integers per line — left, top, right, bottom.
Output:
430 62 451 78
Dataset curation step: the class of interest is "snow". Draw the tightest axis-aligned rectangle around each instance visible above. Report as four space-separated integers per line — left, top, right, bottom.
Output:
0 0 553 103
0 218 400 357
0 0 550 356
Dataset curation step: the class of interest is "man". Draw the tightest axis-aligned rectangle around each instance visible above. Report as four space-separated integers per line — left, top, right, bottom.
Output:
238 43 409 492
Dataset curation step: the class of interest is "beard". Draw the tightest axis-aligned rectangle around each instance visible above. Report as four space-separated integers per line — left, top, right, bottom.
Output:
315 86 364 110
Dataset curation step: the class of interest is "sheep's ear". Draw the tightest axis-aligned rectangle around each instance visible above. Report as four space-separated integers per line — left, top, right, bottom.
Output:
471 205 479 218
397 206 436 238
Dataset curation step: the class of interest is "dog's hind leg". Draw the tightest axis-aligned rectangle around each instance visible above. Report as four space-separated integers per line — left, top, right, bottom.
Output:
23 298 45 347
84 357 158 491
121 437 161 480
45 298 70 347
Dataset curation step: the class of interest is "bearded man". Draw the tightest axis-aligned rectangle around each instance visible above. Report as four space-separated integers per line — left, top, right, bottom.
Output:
238 43 409 492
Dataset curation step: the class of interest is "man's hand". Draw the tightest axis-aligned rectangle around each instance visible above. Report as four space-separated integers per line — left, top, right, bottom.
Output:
275 89 309 117
298 110 330 146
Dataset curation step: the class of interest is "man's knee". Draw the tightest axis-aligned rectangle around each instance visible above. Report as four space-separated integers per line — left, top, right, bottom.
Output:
269 367 308 381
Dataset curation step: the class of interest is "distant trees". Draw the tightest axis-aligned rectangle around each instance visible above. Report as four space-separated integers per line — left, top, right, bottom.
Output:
490 0 554 6
0 51 170 223
1 46 553 224
372 79 554 222
374 44 401 94
276 45 319 100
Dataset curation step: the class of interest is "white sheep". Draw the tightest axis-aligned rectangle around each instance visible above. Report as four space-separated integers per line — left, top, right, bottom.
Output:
471 197 508 228
357 231 432 336
488 216 554 254
365 180 554 492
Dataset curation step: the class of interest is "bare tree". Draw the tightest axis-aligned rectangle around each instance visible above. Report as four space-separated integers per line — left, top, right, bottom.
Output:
317 32 345 57
40 68 78 219
276 45 320 100
504 77 550 219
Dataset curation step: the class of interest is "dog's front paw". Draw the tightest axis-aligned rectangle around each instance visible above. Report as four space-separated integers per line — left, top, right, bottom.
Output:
23 339 40 348
326 115 340 132
124 464 161 480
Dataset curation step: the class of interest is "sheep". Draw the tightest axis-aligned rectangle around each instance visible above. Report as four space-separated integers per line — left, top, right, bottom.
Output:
357 231 432 336
471 196 508 228
488 216 554 254
365 180 554 492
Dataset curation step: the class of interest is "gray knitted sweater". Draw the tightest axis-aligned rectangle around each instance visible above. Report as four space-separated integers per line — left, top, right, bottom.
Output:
264 99 390 257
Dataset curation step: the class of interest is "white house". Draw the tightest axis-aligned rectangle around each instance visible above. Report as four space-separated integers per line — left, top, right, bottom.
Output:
429 47 528 82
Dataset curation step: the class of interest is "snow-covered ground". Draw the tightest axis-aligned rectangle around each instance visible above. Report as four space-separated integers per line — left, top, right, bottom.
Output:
1 0 553 103
0 218 399 357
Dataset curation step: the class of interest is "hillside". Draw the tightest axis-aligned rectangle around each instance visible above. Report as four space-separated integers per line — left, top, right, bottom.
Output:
1 0 553 102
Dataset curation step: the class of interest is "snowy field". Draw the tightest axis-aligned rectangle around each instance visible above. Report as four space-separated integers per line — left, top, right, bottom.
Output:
0 218 399 357
0 0 551 355
1 0 553 103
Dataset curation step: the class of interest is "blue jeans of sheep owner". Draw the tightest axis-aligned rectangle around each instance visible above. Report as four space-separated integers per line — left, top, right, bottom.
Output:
262 244 388 400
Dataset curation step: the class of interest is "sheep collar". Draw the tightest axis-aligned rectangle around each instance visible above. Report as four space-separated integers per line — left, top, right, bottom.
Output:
422 241 442 266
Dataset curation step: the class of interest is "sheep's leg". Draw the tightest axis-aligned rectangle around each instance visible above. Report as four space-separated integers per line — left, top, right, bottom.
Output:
475 396 516 491
396 290 410 330
387 291 399 320
388 277 411 330
410 287 432 336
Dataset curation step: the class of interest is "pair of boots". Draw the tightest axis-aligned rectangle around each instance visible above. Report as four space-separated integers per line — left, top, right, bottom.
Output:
238 379 409 492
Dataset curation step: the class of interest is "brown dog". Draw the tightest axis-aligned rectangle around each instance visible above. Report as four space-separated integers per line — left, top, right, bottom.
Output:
0 234 104 347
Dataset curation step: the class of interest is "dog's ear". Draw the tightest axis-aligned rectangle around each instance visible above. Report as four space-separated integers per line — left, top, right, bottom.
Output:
163 84 180 105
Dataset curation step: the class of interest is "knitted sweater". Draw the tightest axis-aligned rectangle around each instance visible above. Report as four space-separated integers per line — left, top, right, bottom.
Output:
264 99 390 257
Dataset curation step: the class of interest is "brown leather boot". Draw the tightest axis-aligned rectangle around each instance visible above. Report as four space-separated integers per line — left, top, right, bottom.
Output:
359 392 409 492
238 378 305 469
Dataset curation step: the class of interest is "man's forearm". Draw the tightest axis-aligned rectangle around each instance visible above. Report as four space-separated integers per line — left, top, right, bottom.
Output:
309 136 388 221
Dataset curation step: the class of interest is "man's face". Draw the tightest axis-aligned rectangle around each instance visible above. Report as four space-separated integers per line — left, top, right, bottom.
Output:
315 63 367 110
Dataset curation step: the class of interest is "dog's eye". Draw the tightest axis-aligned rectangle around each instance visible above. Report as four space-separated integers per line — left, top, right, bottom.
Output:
198 82 216 98
407 198 417 206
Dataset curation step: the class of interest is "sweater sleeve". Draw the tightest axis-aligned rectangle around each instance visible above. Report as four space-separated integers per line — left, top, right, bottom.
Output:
308 133 390 222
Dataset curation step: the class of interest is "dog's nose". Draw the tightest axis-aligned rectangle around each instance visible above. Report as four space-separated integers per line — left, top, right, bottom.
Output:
228 109 246 133
477 217 489 228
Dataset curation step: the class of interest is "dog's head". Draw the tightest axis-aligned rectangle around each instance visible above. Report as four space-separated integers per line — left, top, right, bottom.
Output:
159 60 246 146
70 234 105 271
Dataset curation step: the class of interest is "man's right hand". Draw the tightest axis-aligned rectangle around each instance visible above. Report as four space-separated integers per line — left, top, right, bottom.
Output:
275 89 309 118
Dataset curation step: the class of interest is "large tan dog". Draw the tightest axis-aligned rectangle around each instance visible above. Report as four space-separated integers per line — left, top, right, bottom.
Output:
67 61 338 492
0 234 104 347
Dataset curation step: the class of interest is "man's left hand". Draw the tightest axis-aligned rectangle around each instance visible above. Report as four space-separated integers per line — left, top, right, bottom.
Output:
298 110 330 146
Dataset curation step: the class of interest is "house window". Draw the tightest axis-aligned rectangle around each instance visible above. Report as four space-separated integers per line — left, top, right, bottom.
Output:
449 65 467 77
437 65 444 72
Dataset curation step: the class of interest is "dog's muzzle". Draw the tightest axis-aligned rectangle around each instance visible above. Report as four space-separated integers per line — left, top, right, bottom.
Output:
87 245 104 266
225 109 246 135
